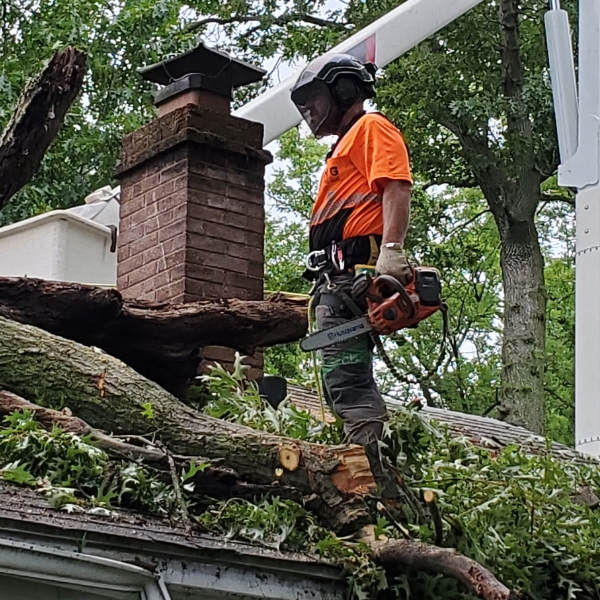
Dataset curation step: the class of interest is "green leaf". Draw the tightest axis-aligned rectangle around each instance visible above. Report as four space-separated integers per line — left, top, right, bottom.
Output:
141 403 155 420
0 462 35 485
181 460 210 483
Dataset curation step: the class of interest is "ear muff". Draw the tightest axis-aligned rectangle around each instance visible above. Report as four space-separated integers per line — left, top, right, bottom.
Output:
331 77 361 111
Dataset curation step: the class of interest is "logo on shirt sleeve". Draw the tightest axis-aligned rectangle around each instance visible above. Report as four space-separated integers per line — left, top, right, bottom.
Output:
328 165 340 181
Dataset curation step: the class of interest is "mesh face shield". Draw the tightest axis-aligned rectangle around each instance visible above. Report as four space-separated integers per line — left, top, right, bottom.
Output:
290 54 377 137
290 80 342 137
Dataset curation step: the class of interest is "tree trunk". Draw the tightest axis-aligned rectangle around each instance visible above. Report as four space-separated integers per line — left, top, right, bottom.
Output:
0 47 86 209
494 0 546 434
0 277 308 395
497 216 546 434
0 316 373 533
436 0 547 434
478 169 546 436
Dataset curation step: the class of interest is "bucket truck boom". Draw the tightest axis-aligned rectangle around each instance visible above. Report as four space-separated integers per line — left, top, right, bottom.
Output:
234 0 485 146
547 0 600 456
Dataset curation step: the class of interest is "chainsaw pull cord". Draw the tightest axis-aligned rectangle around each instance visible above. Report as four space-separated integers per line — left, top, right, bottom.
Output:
308 294 327 422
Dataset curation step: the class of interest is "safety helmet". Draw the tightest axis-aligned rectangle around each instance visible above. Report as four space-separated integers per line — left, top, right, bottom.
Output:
290 53 377 137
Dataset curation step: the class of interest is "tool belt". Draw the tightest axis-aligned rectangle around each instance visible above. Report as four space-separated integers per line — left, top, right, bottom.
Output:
303 235 381 281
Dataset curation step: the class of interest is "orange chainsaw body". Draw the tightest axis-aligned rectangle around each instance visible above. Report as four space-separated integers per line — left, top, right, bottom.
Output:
366 267 442 335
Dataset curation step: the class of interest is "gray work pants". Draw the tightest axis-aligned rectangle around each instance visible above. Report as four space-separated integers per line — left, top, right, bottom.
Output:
314 274 392 490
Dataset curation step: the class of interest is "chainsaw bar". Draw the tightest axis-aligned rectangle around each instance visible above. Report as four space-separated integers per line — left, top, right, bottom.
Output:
300 316 371 351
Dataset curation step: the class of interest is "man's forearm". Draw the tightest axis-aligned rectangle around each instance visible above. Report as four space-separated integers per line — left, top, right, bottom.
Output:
380 179 411 245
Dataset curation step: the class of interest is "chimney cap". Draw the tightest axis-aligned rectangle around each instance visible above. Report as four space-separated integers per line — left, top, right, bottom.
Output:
138 42 266 93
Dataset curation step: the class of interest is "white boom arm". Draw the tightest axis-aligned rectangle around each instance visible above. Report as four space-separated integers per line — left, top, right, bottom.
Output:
549 0 600 456
234 0 485 146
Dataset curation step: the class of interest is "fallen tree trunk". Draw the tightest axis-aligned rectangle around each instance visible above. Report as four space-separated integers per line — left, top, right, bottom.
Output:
0 327 520 596
0 390 306 504
0 277 308 394
0 47 86 209
374 539 517 600
0 316 372 533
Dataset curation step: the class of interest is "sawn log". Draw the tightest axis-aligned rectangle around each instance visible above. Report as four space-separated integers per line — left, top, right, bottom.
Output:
0 316 373 533
0 390 307 504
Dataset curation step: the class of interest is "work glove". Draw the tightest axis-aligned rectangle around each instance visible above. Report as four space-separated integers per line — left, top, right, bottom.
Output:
375 243 413 286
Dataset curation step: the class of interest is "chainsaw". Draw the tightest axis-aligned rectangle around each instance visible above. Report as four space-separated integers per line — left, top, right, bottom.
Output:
300 266 443 351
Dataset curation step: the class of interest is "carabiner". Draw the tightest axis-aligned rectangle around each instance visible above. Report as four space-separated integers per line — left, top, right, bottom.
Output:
305 249 326 272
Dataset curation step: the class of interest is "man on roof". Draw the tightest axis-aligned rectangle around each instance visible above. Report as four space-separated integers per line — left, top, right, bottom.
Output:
291 53 412 497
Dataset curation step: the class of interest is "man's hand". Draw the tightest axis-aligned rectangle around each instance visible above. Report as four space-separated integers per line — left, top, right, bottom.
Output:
376 243 412 285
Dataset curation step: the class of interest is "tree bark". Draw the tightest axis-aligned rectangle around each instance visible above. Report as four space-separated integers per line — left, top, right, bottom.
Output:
0 390 309 505
0 47 86 209
434 0 547 434
437 117 547 433
0 277 308 395
495 214 546 434
374 539 517 600
0 316 373 533
494 0 546 434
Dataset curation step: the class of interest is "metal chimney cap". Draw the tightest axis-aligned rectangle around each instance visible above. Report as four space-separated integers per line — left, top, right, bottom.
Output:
138 42 266 91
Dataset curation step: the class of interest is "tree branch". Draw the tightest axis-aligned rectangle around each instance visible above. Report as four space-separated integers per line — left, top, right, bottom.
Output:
0 390 307 506
499 0 528 138
434 113 507 218
374 539 518 600
0 390 167 463
421 177 479 191
446 209 491 237
186 12 349 34
423 490 444 546
540 193 575 207
0 47 86 210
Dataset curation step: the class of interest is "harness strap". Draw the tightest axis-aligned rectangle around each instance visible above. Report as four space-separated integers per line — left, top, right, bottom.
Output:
304 235 381 281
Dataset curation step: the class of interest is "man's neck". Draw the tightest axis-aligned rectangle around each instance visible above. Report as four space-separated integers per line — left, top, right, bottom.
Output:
336 104 365 137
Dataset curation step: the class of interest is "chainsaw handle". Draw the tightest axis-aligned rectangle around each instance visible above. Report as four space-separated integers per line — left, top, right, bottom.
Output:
372 274 403 296
372 275 416 320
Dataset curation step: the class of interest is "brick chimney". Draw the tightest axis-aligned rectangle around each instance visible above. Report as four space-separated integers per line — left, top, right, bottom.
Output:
115 43 272 377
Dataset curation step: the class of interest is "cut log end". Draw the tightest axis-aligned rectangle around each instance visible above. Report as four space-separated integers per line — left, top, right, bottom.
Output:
330 446 376 494
279 445 300 471
423 490 436 504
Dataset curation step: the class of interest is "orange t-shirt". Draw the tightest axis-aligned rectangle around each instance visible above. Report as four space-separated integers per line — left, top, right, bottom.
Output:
309 112 412 251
